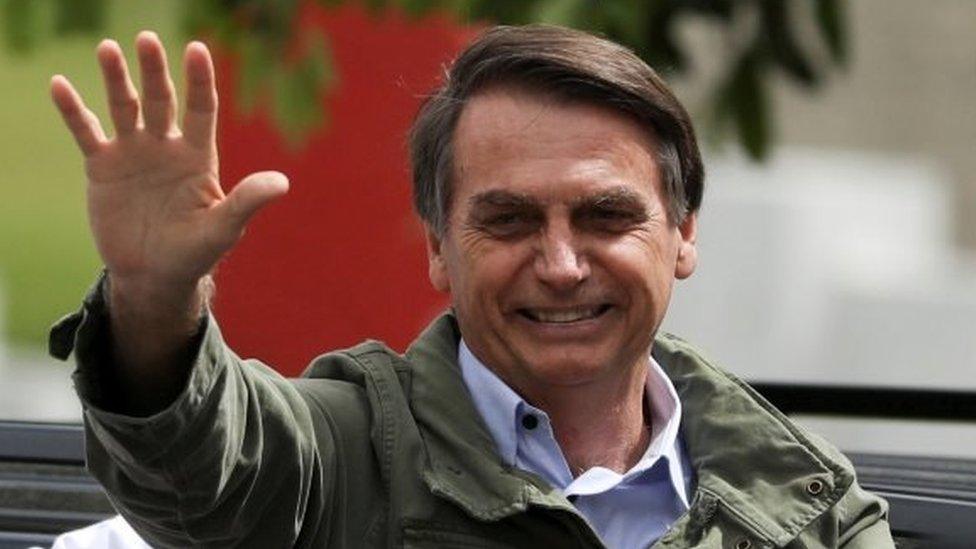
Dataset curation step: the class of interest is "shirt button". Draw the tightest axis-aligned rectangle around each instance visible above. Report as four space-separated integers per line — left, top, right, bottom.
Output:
806 479 825 496
735 538 752 549
521 414 539 430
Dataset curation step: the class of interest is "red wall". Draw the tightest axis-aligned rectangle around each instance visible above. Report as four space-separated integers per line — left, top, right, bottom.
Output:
213 5 476 375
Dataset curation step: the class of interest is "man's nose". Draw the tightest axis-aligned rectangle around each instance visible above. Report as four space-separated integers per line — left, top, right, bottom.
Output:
534 227 590 290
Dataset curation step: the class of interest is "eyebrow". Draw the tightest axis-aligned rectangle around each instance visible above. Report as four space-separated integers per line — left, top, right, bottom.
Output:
467 190 539 211
575 187 646 211
468 187 646 210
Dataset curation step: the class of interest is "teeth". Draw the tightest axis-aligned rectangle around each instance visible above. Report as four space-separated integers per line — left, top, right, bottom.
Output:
525 306 603 323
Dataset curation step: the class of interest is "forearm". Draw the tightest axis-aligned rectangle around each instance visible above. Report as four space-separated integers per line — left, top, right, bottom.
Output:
52 279 329 547
107 274 213 416
85 313 327 548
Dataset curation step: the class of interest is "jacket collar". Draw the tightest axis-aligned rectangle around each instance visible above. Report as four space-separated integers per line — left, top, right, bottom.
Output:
405 313 854 545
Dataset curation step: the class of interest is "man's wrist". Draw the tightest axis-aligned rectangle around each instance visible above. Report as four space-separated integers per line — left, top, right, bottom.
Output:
107 273 213 326
103 272 214 416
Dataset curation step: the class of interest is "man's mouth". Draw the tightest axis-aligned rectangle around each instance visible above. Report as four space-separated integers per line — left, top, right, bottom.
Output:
517 304 612 323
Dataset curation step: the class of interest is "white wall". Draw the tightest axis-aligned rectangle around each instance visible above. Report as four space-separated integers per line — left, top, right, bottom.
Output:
662 148 976 391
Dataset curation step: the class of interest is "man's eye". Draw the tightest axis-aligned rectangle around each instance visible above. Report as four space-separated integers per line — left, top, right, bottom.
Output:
477 212 537 237
487 213 521 225
574 206 648 233
585 208 637 225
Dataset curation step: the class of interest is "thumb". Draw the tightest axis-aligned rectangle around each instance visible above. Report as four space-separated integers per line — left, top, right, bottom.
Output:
217 171 289 235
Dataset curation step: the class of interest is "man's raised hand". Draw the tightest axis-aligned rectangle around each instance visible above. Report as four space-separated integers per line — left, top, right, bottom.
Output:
50 33 288 410
50 32 288 300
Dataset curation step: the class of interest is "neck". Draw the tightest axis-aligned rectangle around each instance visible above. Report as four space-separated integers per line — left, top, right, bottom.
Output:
530 360 651 476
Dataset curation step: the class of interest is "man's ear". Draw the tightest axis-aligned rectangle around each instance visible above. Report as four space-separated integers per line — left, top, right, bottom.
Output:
424 225 451 292
675 212 698 280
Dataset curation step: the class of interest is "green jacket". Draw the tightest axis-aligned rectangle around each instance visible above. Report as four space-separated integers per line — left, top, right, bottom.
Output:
51 281 893 548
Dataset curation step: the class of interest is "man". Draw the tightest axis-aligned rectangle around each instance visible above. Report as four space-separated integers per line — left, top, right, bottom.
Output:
49 25 894 548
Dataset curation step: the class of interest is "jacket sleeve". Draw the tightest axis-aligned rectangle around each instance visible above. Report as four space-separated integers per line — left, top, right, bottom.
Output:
836 482 896 548
49 275 334 548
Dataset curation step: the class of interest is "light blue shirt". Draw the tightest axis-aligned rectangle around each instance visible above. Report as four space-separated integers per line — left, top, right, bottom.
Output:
458 340 694 549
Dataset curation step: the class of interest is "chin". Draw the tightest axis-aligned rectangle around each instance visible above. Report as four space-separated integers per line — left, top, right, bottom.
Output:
520 354 611 387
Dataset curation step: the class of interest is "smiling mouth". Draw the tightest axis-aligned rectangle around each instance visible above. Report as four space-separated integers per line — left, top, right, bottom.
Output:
517 304 613 323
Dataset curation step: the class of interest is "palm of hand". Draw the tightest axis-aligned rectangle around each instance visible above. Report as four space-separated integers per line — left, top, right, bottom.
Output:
85 134 222 284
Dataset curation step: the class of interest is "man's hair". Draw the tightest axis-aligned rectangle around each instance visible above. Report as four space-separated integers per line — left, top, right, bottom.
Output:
409 24 704 237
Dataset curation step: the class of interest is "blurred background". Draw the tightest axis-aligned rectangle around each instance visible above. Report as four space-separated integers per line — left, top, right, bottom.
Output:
1 0 974 461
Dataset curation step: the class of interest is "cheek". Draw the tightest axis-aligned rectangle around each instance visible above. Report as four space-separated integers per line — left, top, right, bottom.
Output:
599 237 677 296
446 241 528 305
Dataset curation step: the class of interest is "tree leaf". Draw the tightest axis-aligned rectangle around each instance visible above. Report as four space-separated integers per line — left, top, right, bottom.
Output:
718 51 770 160
305 30 338 93
272 65 323 147
643 1 686 73
239 37 274 113
814 0 848 66
267 30 338 146
759 0 817 87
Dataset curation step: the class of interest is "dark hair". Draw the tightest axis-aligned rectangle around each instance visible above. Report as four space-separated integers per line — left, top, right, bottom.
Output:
410 24 704 236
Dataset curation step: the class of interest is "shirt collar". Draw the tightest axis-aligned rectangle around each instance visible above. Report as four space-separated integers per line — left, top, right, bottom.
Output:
458 338 690 506
458 340 525 467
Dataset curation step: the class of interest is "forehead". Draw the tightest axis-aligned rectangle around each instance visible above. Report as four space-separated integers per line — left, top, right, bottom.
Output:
451 87 661 204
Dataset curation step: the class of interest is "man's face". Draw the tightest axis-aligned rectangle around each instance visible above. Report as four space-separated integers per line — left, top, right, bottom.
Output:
425 87 697 400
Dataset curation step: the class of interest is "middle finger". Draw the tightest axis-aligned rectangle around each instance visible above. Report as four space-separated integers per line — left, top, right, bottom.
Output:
135 31 178 138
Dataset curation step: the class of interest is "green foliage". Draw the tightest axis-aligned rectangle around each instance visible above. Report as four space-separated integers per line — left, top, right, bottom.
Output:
53 0 106 35
272 31 337 145
816 0 848 65
457 0 847 160
1 0 849 158
180 0 340 145
717 50 769 160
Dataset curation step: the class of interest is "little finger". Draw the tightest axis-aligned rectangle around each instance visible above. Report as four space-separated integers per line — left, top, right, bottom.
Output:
50 75 108 156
